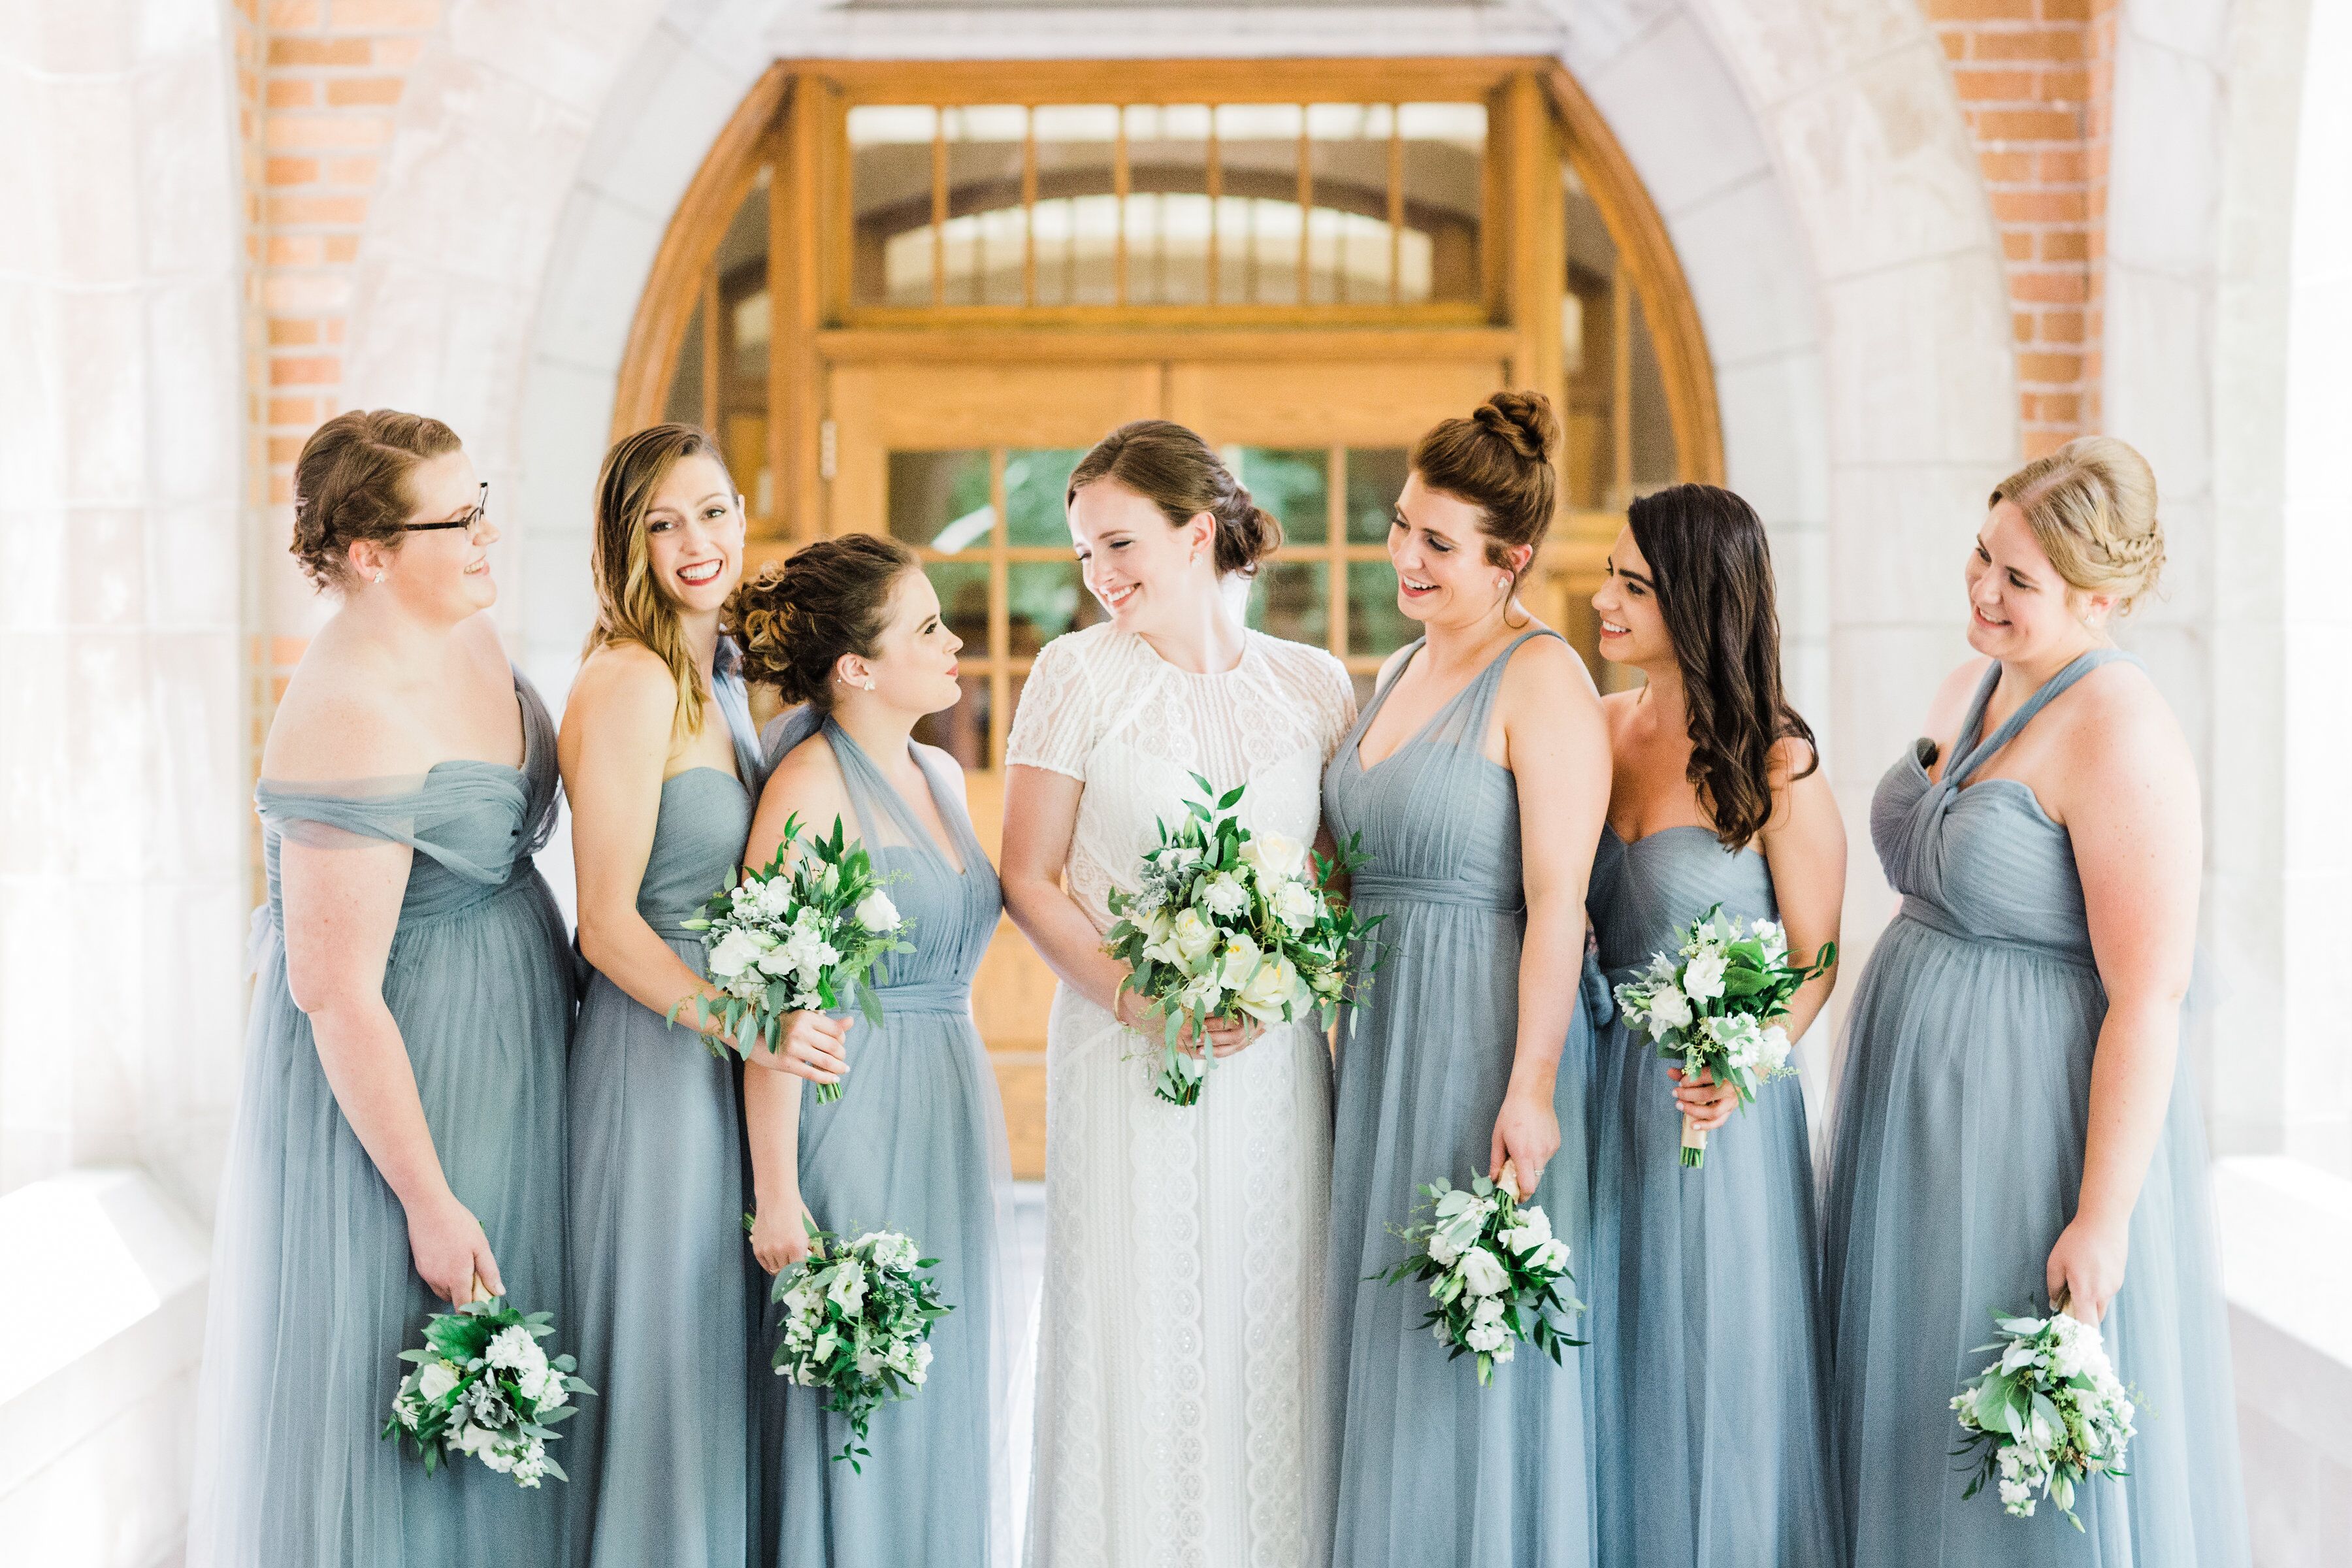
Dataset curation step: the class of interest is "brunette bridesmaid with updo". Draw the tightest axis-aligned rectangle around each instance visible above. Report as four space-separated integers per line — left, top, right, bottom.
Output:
559 425 843 1568
1822 437 2249 1567
735 534 1020 1568
188 410 572 1567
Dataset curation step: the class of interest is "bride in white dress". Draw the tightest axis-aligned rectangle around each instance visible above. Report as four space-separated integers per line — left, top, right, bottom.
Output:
1000 421 1356 1568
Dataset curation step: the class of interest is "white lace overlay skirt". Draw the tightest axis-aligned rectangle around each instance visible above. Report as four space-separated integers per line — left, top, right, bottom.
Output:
1026 985 1332 1568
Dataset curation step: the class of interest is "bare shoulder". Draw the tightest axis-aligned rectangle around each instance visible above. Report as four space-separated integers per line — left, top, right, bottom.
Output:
1597 686 1641 741
2060 658 2191 781
1923 655 1995 740
762 728 851 817
453 608 509 668
911 740 972 804
263 645 413 781
566 641 678 729
1498 629 1595 704
1766 732 1822 788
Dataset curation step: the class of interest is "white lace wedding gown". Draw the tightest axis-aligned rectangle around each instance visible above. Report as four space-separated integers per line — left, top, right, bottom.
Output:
1007 623 1356 1568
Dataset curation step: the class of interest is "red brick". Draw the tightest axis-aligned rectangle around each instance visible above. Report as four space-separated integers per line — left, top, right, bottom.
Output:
268 434 308 463
324 234 360 263
2014 311 2036 344
265 77 314 108
323 155 378 185
268 0 323 24
265 113 393 150
331 0 439 27
265 234 324 265
268 193 369 225
267 36 369 67
271 355 340 386
1968 27 2087 61
1977 149 2036 182
1991 188 2087 223
2036 148 2089 182
327 76 404 108
2017 351 2085 382
2037 310 2087 342
2002 231 2035 261
1924 0 2038 19
267 318 320 346
265 155 319 185
2035 67 2092 102
1972 107 2082 142
2038 230 2091 262
372 36 425 67
2012 269 2090 304
2021 429 2072 459
1953 67 2038 101
269 395 320 425
2038 0 2094 21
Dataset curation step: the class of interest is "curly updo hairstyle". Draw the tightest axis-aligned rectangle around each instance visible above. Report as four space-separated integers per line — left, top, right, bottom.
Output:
727 532 923 710
1409 390 1560 602
1065 419 1281 577
289 408 463 589
1989 436 2165 613
1625 483 1819 851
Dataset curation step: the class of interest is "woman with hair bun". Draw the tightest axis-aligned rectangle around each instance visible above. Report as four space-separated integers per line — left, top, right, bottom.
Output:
189 411 574 1565
732 534 1021 1567
1822 437 2249 1567
1584 483 1847 1568
1002 419 1356 1565
1314 389 1611 1568
559 425 842 1568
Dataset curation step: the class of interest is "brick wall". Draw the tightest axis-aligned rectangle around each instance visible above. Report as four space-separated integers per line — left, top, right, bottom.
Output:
1927 0 2117 459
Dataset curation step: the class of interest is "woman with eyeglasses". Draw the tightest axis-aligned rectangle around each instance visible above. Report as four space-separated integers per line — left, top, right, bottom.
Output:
558 425 844 1568
188 412 576 1566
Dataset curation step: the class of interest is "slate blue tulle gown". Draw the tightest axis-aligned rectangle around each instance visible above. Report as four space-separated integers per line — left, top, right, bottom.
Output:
188 669 574 1568
1585 824 1843 1567
752 710 1022 1568
565 649 768 1568
1315 630 1598 1568
1822 648 2249 1566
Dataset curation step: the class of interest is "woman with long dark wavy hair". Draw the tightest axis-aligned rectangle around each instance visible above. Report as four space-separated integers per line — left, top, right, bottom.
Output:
1584 482 1848 1567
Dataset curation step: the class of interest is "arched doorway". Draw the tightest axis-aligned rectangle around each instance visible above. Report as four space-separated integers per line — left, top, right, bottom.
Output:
614 57 1721 1171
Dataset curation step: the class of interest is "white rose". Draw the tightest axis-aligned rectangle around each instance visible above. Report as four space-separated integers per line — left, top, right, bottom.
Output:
1200 873 1249 919
1530 1237 1571 1274
1463 1321 1507 1354
485 1325 538 1371
1647 984 1693 1032
451 1422 500 1459
855 890 902 932
1760 1024 1792 1072
1170 908 1217 964
1428 1229 1464 1267
1271 879 1321 934
1236 954 1306 1025
1218 932 1264 990
706 928 771 981
855 1346 886 1380
1459 1247 1509 1298
1471 1295 1505 1325
418 1359 461 1404
1682 952 1727 1003
1499 1207 1552 1256
755 877 795 917
1239 832 1308 884
828 1261 868 1315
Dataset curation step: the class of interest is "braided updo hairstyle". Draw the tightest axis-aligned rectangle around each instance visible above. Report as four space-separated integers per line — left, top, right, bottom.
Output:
1990 436 2165 612
727 532 922 709
1065 419 1281 576
289 409 462 589
1409 390 1560 598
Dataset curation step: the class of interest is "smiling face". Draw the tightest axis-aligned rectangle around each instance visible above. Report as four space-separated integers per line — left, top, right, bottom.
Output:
1591 525 1672 670
361 447 497 623
1388 472 1522 629
1966 498 2109 661
1068 476 1215 636
642 451 744 615
841 567 964 717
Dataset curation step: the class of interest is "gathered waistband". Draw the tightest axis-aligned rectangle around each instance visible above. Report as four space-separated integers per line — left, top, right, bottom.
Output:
1897 896 2095 972
864 979 972 1016
1349 872 1522 915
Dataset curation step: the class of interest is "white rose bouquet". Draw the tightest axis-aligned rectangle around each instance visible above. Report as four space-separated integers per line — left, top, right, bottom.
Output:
1610 905 1835 1169
1952 1294 2137 1529
382 1296 593 1487
760 1217 954 1471
674 811 914 1103
1101 772 1382 1107
1376 1161 1582 1387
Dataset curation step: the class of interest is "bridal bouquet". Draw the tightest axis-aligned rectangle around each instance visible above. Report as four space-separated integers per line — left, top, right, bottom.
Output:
1610 906 1835 1168
382 1296 593 1487
1377 1162 1582 1387
675 811 914 1103
1102 773 1382 1106
764 1218 955 1470
1952 1296 2137 1527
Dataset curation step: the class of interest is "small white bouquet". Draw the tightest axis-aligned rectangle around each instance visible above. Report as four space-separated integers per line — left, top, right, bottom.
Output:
382 1295 593 1487
762 1217 955 1471
1610 905 1834 1168
675 811 914 1103
1952 1296 2137 1528
1102 772 1382 1106
1376 1162 1582 1387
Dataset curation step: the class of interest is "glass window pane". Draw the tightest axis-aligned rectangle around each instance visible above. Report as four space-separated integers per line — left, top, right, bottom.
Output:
1009 561 1101 653
889 451 992 550
1247 559 1329 646
851 106 937 306
1124 105 1211 306
1004 448 1086 546
925 560 991 650
1307 104 1390 304
1232 447 1329 545
913 675 990 771
1346 447 1410 543
1399 101 1484 304
1034 105 1120 306
943 105 1028 306
713 171 771 518
1213 105 1302 304
664 298 704 426
1347 560 1414 657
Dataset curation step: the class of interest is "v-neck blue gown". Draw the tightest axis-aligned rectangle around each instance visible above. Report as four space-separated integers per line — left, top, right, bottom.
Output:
1585 824 1843 1568
565 649 768 1568
1314 630 1599 1568
751 711 1017 1568
1822 649 2248 1567
189 668 574 1567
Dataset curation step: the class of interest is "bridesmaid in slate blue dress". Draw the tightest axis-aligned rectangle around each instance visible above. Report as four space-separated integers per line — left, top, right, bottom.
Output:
1316 392 1611 1568
733 534 1021 1567
188 411 573 1567
560 427 847 1568
1584 484 1847 1568
1822 437 2249 1566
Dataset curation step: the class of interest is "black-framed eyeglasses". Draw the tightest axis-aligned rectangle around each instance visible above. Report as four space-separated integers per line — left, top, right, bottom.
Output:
402 482 489 536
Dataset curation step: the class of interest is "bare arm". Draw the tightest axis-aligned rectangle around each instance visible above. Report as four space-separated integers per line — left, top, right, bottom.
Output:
1757 743 1846 1046
2046 678 2200 1321
564 649 735 1045
1490 638 1610 1192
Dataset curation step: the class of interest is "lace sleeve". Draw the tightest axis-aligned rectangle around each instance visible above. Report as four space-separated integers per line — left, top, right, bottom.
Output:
1319 651 1359 764
1006 632 1097 779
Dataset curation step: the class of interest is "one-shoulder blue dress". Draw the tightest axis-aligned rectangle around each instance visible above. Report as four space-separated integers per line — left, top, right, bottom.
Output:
189 669 574 1567
1823 649 2249 1567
